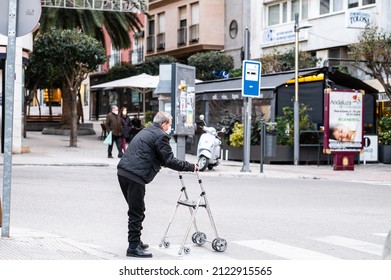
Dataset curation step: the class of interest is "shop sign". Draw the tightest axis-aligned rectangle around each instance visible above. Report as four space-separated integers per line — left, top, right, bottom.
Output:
346 9 371 29
359 135 378 162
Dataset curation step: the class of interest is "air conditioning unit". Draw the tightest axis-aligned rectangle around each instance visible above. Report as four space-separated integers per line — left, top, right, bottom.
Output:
157 42 165 50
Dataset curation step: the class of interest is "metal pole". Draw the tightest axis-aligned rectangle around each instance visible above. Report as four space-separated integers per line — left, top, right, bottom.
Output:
2 0 17 238
241 27 251 172
260 120 265 173
293 13 300 166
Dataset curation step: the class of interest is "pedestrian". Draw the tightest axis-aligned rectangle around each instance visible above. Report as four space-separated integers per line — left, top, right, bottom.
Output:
119 106 131 153
117 111 199 258
105 105 123 158
129 114 142 141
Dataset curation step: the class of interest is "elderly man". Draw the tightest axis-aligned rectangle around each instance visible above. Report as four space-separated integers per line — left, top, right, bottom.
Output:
117 111 198 258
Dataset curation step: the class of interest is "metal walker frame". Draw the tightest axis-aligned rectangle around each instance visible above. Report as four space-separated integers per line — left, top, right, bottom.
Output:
159 172 227 255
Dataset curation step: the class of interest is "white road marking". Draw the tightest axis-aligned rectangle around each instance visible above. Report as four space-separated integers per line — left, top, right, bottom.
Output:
234 240 340 260
152 244 233 259
315 236 383 256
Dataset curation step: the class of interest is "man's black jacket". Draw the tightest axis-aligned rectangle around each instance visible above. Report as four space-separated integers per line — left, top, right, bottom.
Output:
117 122 195 184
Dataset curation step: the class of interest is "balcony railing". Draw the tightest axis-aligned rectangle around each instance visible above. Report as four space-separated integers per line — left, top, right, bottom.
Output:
157 33 166 50
131 46 144 64
177 27 187 46
146 35 155 52
189 24 199 43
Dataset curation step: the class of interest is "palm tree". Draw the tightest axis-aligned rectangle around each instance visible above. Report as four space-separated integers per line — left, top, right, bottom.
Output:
38 5 145 49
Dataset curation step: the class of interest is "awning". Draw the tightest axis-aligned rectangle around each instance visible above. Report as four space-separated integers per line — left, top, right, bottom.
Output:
194 69 317 101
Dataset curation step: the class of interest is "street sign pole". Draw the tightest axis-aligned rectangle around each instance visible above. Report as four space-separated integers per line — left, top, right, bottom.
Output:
241 28 251 172
241 30 261 173
2 0 17 238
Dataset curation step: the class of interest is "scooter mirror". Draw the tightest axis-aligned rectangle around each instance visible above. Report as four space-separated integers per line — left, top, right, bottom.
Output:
199 115 205 121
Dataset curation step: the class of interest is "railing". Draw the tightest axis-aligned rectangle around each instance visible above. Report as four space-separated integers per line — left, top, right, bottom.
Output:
41 0 146 12
189 24 199 43
177 27 187 45
156 32 166 50
131 46 144 64
146 35 155 52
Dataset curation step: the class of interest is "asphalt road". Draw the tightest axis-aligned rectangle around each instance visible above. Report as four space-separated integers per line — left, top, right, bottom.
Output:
7 164 391 260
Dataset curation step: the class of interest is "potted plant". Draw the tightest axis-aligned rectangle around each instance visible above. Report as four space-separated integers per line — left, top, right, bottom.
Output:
378 116 391 164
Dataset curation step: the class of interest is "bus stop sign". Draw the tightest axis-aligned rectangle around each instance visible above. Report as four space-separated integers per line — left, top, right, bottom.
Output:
242 60 261 98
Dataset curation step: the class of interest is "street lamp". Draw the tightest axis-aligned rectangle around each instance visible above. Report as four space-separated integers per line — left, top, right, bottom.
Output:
293 13 312 166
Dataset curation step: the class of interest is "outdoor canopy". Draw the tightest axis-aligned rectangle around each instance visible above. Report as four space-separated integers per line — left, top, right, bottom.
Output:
90 73 160 114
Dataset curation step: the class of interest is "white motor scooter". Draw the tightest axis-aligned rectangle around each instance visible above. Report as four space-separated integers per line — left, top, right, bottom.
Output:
197 115 225 171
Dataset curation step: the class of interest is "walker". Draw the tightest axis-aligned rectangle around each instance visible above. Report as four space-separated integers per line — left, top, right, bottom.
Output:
159 172 227 255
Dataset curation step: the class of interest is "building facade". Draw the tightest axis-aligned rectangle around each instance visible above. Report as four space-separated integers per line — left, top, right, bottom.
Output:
145 0 225 62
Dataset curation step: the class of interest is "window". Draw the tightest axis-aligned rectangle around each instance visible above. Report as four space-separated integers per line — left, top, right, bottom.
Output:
320 0 330 15
291 0 299 21
268 4 280 26
348 0 359 8
179 6 187 27
267 0 308 26
333 0 343 11
229 20 238 39
158 13 165 34
178 6 187 45
363 0 375 5
191 2 199 25
320 0 344 15
301 0 308 19
348 0 375 9
282 2 288 23
148 19 155 36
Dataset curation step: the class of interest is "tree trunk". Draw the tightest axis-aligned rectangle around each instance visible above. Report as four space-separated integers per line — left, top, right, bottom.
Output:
60 88 72 128
61 87 78 147
70 90 78 147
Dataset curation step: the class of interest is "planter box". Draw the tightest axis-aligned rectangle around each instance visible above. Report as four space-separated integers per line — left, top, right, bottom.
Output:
222 145 294 163
222 145 326 164
379 144 391 164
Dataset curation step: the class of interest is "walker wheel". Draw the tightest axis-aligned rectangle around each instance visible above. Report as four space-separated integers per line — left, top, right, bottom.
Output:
212 238 227 252
183 246 191 254
192 232 207 246
163 241 170 248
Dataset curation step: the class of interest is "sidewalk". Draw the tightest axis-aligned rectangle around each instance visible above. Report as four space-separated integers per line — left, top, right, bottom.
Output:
6 121 391 184
1 121 390 260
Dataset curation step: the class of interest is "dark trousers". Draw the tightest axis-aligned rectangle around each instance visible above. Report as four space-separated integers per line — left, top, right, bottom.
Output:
108 135 123 157
118 175 146 247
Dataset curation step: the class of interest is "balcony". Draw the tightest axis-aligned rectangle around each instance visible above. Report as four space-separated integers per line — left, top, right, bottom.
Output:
189 24 199 43
146 35 155 52
157 33 166 50
131 47 144 64
177 27 187 46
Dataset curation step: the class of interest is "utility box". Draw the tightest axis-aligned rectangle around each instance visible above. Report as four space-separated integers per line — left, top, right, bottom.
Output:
155 63 196 160
155 63 196 136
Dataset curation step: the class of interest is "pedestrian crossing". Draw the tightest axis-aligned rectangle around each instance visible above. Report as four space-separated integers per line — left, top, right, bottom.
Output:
154 233 387 260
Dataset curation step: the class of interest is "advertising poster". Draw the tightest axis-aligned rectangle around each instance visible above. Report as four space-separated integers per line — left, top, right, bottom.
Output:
326 90 364 152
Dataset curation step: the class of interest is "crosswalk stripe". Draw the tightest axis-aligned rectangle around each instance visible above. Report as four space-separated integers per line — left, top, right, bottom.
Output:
315 236 383 256
152 244 234 259
234 240 340 260
372 233 388 237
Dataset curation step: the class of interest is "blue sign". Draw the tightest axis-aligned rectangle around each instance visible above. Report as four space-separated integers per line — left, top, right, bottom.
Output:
242 60 261 97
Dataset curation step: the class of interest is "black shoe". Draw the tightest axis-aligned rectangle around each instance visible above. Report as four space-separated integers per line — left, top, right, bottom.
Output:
140 241 149 250
108 155 113 158
118 154 123 158
126 245 152 258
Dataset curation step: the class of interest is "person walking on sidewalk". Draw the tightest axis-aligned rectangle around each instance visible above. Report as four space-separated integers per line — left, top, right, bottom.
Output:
117 111 199 258
119 106 131 153
105 105 123 158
